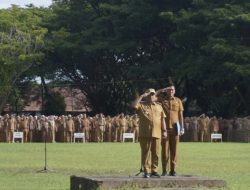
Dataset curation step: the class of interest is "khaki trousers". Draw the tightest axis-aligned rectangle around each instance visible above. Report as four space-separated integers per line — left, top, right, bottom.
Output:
161 128 179 173
139 137 160 174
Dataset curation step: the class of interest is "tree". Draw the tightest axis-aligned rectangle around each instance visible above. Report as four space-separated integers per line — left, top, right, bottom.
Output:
157 0 250 117
0 5 47 113
45 0 175 115
20 0 250 117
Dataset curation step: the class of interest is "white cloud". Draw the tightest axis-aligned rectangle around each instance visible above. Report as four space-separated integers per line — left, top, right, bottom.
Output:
0 0 52 9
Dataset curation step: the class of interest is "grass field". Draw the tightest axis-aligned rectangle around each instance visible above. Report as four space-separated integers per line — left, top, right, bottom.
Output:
0 142 249 190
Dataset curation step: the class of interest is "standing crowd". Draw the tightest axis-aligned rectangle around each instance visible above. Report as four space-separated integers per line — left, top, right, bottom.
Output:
183 114 250 142
0 112 249 144
0 113 140 143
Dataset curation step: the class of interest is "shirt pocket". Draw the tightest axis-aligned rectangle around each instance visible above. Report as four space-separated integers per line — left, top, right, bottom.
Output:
171 102 179 111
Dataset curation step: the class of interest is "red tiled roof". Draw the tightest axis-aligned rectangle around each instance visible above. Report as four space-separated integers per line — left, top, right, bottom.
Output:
5 87 91 112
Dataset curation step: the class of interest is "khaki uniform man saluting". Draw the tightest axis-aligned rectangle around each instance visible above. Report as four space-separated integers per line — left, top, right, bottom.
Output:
132 88 166 178
197 114 209 142
157 79 184 176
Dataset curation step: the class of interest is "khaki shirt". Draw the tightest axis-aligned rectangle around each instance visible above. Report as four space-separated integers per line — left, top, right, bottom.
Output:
20 118 29 131
119 117 127 128
161 97 184 128
81 118 90 128
7 118 16 131
132 117 139 128
209 118 219 132
66 119 75 132
135 102 166 139
198 117 207 131
97 117 106 127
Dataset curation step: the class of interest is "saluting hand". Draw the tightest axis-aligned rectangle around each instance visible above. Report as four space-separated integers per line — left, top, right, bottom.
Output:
141 92 151 98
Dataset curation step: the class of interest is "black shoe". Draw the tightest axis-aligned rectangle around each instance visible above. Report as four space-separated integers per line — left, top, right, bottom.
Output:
150 171 160 178
161 172 167 176
143 173 150 178
169 171 176 176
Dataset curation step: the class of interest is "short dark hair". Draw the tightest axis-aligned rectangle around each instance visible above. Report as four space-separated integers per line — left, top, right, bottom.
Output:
166 77 174 87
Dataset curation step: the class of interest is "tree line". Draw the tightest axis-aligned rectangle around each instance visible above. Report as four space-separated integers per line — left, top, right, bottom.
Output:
0 0 250 117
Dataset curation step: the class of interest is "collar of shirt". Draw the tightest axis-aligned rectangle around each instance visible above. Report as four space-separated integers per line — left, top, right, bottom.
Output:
166 96 175 101
144 102 156 105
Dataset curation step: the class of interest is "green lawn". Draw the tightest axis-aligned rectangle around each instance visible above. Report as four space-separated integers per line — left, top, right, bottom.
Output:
0 142 249 190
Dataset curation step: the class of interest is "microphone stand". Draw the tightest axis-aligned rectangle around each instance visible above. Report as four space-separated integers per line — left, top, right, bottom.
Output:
129 149 144 177
134 166 144 176
38 128 53 172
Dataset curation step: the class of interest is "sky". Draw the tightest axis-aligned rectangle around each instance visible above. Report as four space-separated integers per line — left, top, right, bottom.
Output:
0 0 52 9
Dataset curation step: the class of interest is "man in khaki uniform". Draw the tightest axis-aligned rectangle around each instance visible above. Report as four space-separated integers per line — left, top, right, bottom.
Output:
74 115 82 133
104 116 113 142
34 116 42 142
132 88 166 178
66 115 75 142
157 80 184 176
209 116 219 134
53 116 59 142
0 116 4 142
39 116 47 142
89 117 96 142
48 115 56 143
126 115 133 133
198 114 210 142
118 113 127 142
19 116 29 142
15 116 20 131
57 115 66 142
183 117 191 141
112 116 119 142
81 114 90 142
189 117 198 142
96 113 106 142
131 114 139 142
28 115 36 142
5 114 16 143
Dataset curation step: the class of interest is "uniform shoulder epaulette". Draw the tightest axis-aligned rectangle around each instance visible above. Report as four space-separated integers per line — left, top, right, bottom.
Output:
174 97 181 101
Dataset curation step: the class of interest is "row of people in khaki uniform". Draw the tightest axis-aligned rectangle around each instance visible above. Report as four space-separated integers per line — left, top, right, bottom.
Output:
182 114 250 142
1 113 249 143
0 113 140 143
